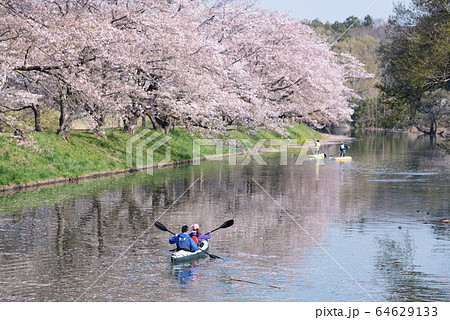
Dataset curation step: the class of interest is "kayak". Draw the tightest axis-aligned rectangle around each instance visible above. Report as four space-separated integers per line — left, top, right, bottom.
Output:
309 153 325 159
334 156 352 161
171 240 209 263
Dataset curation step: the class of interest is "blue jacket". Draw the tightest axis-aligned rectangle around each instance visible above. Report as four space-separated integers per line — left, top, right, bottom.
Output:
169 233 200 252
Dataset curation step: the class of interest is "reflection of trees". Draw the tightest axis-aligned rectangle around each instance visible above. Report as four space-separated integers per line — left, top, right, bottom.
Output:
92 195 104 254
55 200 75 269
428 224 450 242
375 234 448 302
187 158 342 263
1 153 345 300
340 131 449 219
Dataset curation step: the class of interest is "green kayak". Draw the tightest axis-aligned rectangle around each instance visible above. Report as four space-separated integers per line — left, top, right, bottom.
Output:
171 240 209 263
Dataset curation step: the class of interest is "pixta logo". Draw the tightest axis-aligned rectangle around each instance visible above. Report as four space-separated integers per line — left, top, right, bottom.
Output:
126 129 171 175
192 138 324 166
126 132 323 176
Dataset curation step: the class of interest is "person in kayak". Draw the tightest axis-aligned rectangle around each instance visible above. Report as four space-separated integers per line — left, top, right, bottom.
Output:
339 142 350 157
314 140 321 154
169 225 200 252
190 223 211 245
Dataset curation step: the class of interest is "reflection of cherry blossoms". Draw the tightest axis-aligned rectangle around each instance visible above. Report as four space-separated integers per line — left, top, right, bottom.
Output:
1 0 371 140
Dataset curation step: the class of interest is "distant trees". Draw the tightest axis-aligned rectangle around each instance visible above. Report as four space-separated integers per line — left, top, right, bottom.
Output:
378 0 450 135
343 16 362 29
308 5 449 135
313 15 375 41
363 15 374 28
0 0 370 142
308 15 385 129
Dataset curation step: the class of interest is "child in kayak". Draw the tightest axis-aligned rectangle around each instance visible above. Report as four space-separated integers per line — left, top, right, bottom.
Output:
169 225 200 252
190 223 211 245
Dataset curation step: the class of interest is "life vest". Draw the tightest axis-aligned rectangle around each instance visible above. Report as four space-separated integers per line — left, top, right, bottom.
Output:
190 230 200 244
340 143 345 150
315 142 320 148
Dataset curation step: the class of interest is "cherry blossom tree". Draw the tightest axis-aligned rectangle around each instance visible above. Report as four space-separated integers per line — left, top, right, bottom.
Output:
1 0 133 138
205 2 371 131
0 0 371 140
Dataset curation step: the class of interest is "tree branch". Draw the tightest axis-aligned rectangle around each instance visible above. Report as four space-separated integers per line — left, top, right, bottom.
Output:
270 77 303 92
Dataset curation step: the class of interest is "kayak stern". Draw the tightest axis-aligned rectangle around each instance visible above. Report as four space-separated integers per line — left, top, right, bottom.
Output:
171 240 209 263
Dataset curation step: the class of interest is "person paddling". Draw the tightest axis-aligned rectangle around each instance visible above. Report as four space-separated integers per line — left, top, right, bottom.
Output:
190 223 211 245
314 140 321 155
169 225 200 252
339 142 350 157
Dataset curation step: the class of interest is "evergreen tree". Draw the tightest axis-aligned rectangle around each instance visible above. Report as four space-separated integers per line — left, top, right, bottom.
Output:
363 15 374 28
343 16 361 29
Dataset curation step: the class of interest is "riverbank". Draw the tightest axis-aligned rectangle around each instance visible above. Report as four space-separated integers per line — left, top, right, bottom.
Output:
0 124 324 193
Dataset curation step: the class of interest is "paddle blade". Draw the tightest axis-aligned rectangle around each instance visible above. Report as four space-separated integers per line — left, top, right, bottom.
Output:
154 221 175 235
210 219 234 233
220 219 234 229
200 249 221 259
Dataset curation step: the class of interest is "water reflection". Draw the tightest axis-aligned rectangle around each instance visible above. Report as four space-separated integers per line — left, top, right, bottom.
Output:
170 261 203 287
375 233 449 302
0 131 448 301
428 223 450 241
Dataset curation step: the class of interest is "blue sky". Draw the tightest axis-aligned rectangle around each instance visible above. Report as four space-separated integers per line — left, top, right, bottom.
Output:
255 0 411 23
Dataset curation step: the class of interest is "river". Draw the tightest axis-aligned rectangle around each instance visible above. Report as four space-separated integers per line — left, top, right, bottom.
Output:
0 131 449 302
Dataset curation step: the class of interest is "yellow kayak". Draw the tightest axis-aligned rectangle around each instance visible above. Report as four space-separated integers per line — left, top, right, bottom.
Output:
309 153 325 159
334 156 352 161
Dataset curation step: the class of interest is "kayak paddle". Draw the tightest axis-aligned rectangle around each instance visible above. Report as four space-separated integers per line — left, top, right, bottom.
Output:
328 152 340 159
208 219 234 234
154 221 176 235
154 221 221 259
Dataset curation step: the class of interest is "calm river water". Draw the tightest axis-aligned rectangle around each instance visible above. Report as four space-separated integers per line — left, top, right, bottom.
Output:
0 131 449 302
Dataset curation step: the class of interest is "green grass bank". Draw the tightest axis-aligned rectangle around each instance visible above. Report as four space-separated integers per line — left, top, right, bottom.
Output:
0 124 321 188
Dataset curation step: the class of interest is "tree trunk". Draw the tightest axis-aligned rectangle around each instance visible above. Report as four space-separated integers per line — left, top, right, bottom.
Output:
147 112 157 130
31 105 41 132
146 112 171 133
57 98 73 141
121 101 143 135
416 117 438 136
123 114 139 135
84 103 106 136
93 113 105 136
0 119 3 133
429 119 437 136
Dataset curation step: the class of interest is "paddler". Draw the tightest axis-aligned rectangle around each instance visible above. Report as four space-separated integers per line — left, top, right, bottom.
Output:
339 142 350 157
169 225 200 252
314 140 321 155
190 223 211 245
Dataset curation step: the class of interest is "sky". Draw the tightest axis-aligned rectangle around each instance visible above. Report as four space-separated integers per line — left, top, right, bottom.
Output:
255 0 411 23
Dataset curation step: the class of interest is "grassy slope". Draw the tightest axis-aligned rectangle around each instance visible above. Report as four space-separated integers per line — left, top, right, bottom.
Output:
0 124 321 186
